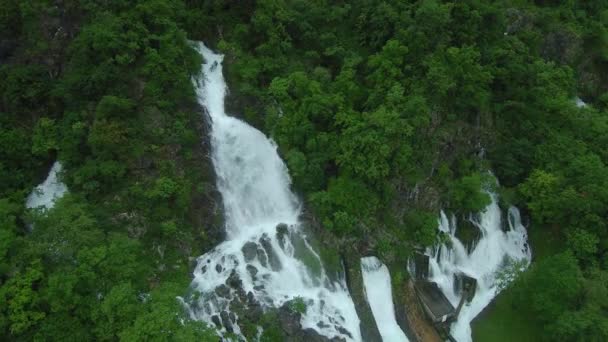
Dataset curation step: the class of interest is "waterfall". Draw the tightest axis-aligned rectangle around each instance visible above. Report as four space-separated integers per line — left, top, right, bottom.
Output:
26 161 67 210
428 193 531 341
361 257 409 342
186 42 361 341
575 96 587 108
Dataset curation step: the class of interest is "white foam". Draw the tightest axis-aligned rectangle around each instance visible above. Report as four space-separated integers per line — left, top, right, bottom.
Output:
26 161 67 210
428 193 531 342
361 256 409 342
575 96 587 108
186 42 361 341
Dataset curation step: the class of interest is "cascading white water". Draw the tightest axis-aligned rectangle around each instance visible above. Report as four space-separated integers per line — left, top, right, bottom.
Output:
427 193 531 342
361 257 409 342
26 161 67 210
575 96 587 108
186 42 361 341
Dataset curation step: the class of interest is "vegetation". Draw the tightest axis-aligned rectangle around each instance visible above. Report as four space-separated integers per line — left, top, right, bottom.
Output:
190 0 608 340
1 0 607 341
0 0 216 340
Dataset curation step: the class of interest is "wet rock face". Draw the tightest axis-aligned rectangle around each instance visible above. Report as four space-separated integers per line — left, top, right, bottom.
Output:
455 216 481 252
220 310 234 333
227 270 242 289
277 303 344 342
242 241 258 261
211 315 221 327
256 247 268 267
246 264 258 279
260 234 282 271
276 223 290 248
215 284 230 298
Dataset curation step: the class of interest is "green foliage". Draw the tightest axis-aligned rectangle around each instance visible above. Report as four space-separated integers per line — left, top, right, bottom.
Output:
449 173 493 212
1 0 608 340
287 296 307 314
0 1 216 340
119 283 216 342
513 252 583 322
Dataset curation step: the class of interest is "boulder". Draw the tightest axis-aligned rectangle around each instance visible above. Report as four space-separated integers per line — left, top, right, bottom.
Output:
220 310 233 333
227 270 242 289
246 264 258 279
242 241 258 262
260 234 282 271
256 247 268 267
215 284 230 298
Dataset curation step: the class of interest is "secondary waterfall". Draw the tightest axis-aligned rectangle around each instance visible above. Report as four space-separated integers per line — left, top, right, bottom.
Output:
26 161 67 210
428 193 531 342
361 257 409 342
186 42 361 341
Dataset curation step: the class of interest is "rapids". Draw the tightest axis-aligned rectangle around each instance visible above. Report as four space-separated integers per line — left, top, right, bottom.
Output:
361 256 409 342
26 161 67 210
185 43 361 341
427 193 531 342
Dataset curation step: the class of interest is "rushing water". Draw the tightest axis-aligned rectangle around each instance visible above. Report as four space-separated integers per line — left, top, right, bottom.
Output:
575 96 587 108
26 161 67 210
361 257 409 342
186 42 361 341
427 193 531 342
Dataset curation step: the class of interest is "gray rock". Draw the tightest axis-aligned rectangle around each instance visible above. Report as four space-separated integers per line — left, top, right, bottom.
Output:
211 314 221 327
276 223 289 249
220 310 233 333
256 247 268 267
242 241 258 262
246 264 258 279
227 270 242 289
215 284 230 298
278 303 302 336
336 325 353 339
260 234 282 271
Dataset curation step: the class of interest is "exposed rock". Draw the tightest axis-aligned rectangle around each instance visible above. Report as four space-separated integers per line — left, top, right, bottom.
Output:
260 234 282 271
242 241 258 262
256 247 268 267
227 270 242 289
336 326 353 339
215 263 223 273
276 223 289 248
301 328 343 342
220 310 233 333
246 264 258 279
317 321 330 329
455 216 481 252
211 314 222 327
278 303 302 336
276 223 289 235
215 284 230 298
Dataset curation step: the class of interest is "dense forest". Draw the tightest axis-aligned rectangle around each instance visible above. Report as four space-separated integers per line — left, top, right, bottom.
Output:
1 0 607 341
